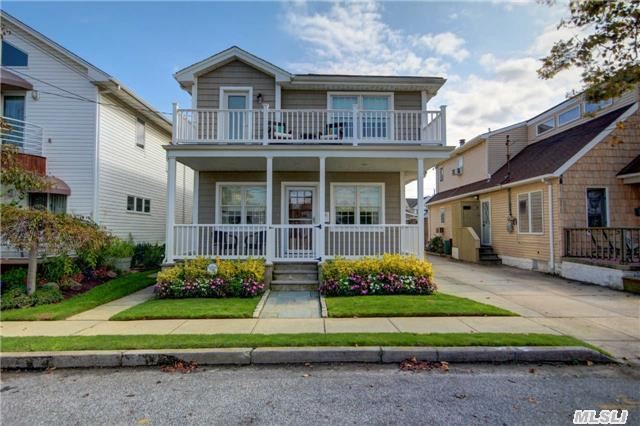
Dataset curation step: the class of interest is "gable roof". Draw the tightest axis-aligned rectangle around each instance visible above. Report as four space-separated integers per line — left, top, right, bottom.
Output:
1 11 171 132
618 154 640 177
429 104 636 204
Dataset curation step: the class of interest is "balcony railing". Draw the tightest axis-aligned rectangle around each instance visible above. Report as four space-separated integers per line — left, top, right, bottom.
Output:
0 116 44 156
173 105 446 145
564 227 640 265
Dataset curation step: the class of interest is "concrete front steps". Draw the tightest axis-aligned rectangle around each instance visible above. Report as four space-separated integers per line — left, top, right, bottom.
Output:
479 246 502 265
271 262 319 291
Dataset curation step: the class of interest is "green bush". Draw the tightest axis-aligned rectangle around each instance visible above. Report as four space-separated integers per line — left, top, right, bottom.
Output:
132 243 165 268
427 236 444 254
1 286 63 310
41 255 80 283
0 268 27 293
106 238 135 258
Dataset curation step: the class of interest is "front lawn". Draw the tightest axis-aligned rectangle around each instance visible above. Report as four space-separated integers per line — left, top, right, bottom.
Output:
0 333 599 353
110 297 260 320
325 294 516 317
0 271 157 321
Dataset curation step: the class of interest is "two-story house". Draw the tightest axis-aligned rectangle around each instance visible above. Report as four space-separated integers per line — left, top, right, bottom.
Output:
164 46 452 281
0 11 193 259
427 88 639 290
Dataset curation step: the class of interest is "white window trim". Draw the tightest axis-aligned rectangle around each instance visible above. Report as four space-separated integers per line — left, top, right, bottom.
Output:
127 195 151 215
330 182 386 225
326 92 395 110
517 190 544 235
215 182 266 224
585 187 610 228
535 117 556 136
557 105 580 126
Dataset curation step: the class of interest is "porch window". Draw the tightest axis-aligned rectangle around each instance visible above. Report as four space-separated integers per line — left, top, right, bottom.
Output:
517 191 543 234
332 184 383 225
586 188 608 227
219 184 266 225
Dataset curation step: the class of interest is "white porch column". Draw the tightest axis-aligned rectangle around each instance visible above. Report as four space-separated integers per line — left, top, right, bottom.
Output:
165 156 177 264
400 171 406 225
318 156 326 261
191 171 199 224
266 156 274 264
417 158 425 259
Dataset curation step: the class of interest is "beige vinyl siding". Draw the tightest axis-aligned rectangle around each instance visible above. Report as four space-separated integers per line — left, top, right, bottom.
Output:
559 109 640 229
527 89 639 143
198 171 400 225
427 201 453 241
486 124 528 174
196 60 275 109
2 29 98 218
98 93 193 243
437 142 489 192
281 90 327 109
394 92 422 110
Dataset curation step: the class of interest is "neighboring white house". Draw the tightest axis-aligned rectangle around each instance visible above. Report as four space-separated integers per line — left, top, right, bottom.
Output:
0 11 193 249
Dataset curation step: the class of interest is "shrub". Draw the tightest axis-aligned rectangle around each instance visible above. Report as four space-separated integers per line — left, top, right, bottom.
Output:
40 254 80 284
132 243 165 269
105 237 135 259
0 268 27 293
319 255 436 297
155 257 265 299
427 236 444 254
1 285 63 310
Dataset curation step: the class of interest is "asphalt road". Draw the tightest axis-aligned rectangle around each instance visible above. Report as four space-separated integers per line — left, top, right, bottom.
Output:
1 364 639 425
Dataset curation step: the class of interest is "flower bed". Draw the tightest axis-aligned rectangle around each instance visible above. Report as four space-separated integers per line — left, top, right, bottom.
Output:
319 254 436 296
155 257 265 299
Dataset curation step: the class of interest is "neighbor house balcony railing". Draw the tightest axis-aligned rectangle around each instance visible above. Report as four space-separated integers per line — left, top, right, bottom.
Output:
171 224 421 262
0 115 44 157
172 105 446 145
564 227 640 265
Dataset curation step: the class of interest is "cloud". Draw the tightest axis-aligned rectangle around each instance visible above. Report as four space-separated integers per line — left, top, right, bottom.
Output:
283 1 458 75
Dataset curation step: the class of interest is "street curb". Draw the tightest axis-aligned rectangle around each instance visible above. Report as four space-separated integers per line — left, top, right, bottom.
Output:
0 346 612 369
253 290 270 318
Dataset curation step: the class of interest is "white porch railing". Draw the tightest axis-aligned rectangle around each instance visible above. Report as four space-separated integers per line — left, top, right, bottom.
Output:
0 116 44 156
173 224 268 259
171 224 421 261
173 106 446 145
324 225 420 258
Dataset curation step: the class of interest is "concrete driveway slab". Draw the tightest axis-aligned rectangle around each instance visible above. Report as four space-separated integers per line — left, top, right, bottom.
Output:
531 318 638 341
585 317 640 339
501 295 620 318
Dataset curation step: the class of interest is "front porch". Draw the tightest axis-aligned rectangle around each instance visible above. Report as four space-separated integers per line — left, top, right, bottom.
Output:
165 147 450 263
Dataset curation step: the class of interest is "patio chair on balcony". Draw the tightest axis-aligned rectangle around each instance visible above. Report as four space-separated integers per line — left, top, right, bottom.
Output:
319 122 345 141
268 121 293 140
244 230 267 254
212 230 238 255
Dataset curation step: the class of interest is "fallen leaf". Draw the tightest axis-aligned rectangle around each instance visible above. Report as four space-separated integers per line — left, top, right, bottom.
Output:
528 368 536 374
586 360 594 367
454 393 466 399
137 418 150 425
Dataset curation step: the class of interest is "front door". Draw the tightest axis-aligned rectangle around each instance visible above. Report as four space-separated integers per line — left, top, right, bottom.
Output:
223 92 249 140
285 186 316 253
480 199 491 245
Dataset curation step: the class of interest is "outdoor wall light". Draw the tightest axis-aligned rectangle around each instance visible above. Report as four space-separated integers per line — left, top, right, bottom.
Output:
257 93 263 104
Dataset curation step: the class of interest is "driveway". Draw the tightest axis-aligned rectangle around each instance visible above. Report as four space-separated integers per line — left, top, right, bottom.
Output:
429 255 640 362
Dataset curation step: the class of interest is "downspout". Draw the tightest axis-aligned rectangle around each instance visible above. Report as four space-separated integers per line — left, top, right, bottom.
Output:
546 180 555 274
93 91 102 223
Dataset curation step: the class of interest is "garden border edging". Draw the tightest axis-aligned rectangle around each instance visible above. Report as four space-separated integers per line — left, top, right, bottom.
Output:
0 346 613 369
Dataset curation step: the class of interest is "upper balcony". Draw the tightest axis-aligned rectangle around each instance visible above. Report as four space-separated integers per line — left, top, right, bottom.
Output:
0 115 44 157
172 105 446 146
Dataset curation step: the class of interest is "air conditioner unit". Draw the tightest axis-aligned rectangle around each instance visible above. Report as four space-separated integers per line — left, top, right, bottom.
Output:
451 167 463 176
436 227 445 234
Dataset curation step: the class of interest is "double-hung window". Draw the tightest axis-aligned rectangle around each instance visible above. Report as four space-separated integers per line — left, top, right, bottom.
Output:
127 195 151 214
329 94 392 139
219 184 266 224
332 184 383 225
517 191 543 234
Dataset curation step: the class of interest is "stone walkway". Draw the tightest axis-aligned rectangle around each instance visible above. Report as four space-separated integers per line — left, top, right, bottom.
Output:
65 286 156 321
259 291 321 319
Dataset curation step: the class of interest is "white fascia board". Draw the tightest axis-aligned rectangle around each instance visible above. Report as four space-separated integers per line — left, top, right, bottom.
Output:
165 147 453 160
553 102 638 177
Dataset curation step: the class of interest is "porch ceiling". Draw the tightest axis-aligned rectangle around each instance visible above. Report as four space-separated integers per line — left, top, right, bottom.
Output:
177 156 437 174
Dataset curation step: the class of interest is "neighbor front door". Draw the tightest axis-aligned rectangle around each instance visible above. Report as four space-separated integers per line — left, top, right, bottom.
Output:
480 199 491 245
285 186 316 253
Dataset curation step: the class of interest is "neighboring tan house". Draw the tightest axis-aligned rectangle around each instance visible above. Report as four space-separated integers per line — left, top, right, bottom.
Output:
164 46 452 273
427 88 640 290
0 11 193 260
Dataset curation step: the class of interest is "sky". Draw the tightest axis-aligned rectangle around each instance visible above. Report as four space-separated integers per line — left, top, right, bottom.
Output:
2 1 582 197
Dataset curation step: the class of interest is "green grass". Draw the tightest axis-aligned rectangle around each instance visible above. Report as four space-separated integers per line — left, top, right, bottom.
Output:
0 333 601 353
110 297 261 320
325 294 517 317
0 271 157 321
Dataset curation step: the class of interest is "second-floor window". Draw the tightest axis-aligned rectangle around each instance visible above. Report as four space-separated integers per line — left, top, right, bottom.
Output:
536 118 555 135
439 168 444 182
584 99 612 113
136 118 146 148
1 41 28 67
558 105 580 126
329 94 392 139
